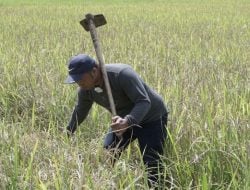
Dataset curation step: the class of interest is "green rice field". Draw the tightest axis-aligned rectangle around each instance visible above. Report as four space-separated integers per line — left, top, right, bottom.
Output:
0 0 249 189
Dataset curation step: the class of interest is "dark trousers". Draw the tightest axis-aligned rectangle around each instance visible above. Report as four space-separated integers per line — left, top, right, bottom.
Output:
103 113 168 187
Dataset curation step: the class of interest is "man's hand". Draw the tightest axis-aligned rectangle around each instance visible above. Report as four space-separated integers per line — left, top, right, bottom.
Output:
110 116 128 138
58 126 74 138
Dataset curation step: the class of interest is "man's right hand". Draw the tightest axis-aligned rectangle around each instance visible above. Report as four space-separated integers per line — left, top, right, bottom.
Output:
66 130 74 138
58 126 74 138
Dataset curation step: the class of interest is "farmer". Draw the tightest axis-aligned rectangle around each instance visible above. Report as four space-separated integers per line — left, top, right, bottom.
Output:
65 54 169 187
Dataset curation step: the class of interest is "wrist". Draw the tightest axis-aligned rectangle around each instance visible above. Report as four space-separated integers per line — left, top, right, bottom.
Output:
124 115 136 126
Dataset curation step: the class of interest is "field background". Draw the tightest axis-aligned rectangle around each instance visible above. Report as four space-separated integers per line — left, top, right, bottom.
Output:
0 0 249 189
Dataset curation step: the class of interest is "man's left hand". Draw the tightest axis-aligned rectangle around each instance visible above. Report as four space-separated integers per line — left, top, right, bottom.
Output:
110 116 128 138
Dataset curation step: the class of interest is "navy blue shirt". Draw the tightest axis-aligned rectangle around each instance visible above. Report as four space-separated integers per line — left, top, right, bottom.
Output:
67 64 168 133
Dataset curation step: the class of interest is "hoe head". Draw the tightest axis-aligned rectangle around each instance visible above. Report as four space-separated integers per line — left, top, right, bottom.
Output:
80 14 107 31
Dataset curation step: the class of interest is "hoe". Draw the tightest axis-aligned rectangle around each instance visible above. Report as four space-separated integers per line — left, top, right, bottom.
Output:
80 13 116 117
80 14 121 135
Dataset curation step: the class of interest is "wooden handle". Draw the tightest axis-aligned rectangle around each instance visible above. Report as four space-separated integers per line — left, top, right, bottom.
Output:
86 14 117 116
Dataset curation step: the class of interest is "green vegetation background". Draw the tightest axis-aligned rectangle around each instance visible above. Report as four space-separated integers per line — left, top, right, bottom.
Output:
0 0 249 189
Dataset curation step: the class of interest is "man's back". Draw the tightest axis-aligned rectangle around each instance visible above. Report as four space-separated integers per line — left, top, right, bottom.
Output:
82 63 168 125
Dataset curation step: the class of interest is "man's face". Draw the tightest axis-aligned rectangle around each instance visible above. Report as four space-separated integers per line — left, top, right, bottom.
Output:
76 69 96 90
76 72 95 90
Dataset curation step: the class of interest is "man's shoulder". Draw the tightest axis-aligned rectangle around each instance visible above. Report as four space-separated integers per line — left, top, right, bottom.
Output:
106 63 132 74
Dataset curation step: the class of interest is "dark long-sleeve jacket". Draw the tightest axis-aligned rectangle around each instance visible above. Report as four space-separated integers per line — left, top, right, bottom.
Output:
67 64 168 133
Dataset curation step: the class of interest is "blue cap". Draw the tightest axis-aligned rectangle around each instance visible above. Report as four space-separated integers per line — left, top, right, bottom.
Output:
65 54 96 84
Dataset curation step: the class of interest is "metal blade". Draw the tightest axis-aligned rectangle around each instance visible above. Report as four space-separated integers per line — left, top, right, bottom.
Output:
80 14 107 31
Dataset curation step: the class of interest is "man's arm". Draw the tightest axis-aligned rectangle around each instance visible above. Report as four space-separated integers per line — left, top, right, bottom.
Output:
118 67 151 125
67 88 93 133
